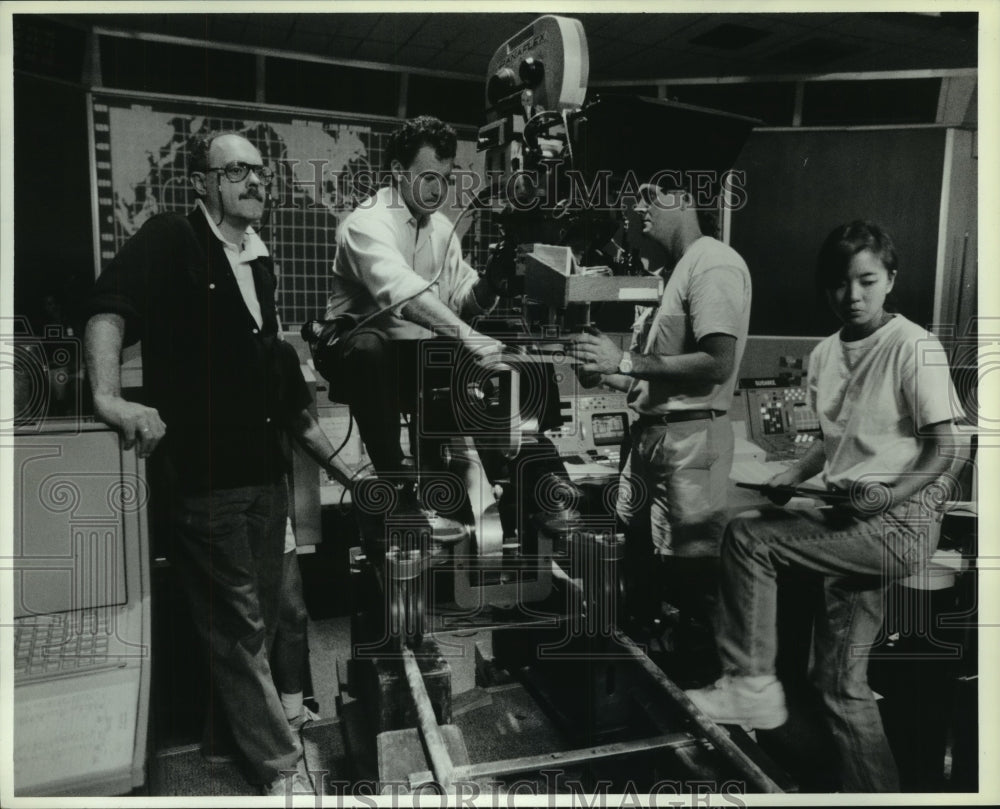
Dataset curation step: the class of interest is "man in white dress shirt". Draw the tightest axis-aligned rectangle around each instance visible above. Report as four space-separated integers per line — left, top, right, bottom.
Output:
324 116 501 477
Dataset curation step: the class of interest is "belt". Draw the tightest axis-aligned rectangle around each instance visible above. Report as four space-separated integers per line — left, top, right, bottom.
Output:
637 409 727 425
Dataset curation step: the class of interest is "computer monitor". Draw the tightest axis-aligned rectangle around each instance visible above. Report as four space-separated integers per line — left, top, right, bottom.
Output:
12 421 151 796
591 412 629 447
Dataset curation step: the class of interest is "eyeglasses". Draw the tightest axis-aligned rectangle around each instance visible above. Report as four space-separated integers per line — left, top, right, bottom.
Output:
206 161 275 184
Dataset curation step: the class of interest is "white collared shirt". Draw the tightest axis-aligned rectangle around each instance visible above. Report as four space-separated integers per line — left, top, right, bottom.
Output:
325 185 485 340
196 199 269 328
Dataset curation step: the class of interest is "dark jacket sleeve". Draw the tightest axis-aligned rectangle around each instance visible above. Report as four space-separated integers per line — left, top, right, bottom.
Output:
83 214 186 347
275 339 314 421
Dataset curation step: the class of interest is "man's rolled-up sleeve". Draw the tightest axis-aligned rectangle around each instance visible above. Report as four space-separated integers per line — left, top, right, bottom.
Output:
83 216 174 346
338 218 432 313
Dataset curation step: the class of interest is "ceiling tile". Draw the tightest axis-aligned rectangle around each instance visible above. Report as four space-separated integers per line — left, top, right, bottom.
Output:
764 36 867 70
64 11 976 83
689 23 771 50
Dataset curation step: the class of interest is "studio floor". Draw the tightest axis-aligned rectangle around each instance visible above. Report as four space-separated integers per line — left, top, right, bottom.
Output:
146 538 978 796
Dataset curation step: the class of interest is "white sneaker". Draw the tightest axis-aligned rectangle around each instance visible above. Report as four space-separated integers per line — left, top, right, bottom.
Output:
262 758 316 797
288 705 321 732
685 675 788 730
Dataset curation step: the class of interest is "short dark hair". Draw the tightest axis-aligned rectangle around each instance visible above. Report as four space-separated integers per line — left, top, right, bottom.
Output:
816 220 899 290
646 174 721 238
695 204 720 238
385 115 457 170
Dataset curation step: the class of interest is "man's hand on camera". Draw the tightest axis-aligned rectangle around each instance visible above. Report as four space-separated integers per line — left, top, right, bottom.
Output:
574 329 624 376
464 333 505 367
93 395 166 458
576 368 604 388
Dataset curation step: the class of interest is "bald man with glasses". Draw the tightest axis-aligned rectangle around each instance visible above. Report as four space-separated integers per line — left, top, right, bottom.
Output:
85 132 319 795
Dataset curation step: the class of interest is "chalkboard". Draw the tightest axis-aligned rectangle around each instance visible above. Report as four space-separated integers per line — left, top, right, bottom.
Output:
89 91 486 329
728 128 946 337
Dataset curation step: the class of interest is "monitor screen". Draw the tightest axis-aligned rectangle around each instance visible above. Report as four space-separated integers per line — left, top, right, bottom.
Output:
591 412 628 447
14 429 129 617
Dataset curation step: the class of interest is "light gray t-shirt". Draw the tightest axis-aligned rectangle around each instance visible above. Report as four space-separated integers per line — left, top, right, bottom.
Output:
627 236 752 415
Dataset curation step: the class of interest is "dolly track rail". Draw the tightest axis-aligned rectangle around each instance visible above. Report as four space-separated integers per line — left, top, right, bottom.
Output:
612 631 784 793
409 731 696 787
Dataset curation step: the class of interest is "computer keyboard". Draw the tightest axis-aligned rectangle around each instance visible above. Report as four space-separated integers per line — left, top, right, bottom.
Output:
14 612 123 684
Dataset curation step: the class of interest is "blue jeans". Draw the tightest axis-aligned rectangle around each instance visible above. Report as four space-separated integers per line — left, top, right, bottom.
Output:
172 482 302 784
716 499 940 792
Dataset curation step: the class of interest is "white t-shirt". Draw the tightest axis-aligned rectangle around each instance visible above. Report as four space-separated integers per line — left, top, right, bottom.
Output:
326 186 486 340
808 314 961 490
627 236 752 415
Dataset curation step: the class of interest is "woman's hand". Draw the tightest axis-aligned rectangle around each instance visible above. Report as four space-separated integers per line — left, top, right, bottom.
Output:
760 468 801 505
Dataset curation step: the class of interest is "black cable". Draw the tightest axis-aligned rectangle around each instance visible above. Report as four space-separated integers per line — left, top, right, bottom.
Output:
213 175 225 228
339 180 499 345
325 408 354 462
339 460 375 509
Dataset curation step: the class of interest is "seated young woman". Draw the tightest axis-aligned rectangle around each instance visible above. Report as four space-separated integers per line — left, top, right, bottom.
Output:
685 220 964 792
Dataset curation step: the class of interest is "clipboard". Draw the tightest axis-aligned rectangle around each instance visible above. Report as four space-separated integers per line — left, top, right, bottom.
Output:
734 481 852 505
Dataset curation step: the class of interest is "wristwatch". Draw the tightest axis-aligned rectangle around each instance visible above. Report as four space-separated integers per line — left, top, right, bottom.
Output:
618 350 634 375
